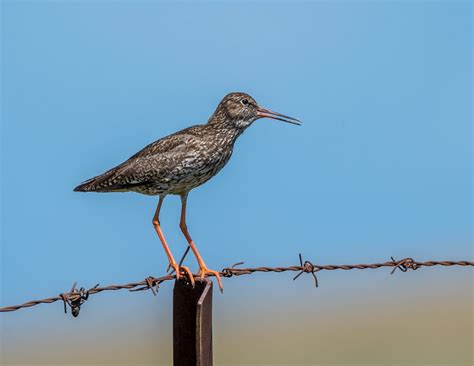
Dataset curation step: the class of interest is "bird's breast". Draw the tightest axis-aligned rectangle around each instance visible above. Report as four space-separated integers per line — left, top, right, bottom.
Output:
164 142 234 194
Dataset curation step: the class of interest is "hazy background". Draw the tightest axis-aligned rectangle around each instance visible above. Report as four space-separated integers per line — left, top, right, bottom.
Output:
1 1 472 365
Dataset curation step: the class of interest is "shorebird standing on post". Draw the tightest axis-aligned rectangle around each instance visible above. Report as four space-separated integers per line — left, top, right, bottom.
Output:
74 92 301 291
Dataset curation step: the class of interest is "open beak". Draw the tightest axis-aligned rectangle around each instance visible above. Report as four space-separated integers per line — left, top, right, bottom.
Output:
256 107 302 126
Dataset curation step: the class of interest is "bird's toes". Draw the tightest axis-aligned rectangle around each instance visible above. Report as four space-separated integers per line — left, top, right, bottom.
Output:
198 267 224 293
179 265 195 288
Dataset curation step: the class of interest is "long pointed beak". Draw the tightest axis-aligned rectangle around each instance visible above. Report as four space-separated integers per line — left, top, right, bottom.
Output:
256 107 302 126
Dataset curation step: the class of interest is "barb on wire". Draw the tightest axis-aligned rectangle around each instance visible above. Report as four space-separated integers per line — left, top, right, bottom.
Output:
1 255 472 315
293 253 319 287
60 282 99 317
131 246 194 295
130 276 159 296
390 256 418 274
222 261 246 278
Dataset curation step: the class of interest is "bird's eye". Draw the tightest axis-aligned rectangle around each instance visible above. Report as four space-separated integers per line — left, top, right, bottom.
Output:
241 99 249 106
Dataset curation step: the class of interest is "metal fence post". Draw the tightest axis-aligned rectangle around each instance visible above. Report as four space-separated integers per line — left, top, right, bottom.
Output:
173 278 213 366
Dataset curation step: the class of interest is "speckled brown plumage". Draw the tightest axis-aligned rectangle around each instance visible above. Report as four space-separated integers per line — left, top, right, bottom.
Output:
74 92 301 291
74 123 242 195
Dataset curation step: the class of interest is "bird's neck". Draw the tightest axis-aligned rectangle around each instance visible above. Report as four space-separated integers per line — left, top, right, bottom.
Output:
207 114 247 143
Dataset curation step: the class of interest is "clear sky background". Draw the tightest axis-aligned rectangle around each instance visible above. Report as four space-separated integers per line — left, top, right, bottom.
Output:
1 1 472 365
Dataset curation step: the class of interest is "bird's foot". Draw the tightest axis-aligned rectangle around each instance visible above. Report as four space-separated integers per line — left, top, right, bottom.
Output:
198 266 223 293
169 262 195 288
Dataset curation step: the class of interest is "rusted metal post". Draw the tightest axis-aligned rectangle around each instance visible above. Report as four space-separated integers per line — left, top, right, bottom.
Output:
173 278 213 366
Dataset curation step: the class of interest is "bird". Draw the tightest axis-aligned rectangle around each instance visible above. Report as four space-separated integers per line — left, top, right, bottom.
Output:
74 92 301 291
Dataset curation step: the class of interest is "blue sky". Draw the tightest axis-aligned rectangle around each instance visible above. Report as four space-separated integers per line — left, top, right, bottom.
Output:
0 1 472 363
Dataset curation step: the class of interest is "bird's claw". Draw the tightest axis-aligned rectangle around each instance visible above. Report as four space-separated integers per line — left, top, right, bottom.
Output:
169 262 195 288
198 267 224 293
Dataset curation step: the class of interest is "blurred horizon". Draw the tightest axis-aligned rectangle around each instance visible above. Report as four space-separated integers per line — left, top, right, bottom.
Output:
1 0 472 365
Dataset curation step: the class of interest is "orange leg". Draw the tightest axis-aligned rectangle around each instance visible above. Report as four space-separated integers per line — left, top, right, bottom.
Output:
179 193 223 292
152 195 194 287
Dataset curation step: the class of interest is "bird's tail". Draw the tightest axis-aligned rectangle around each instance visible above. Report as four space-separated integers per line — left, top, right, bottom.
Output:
74 162 136 192
73 175 104 192
73 167 122 192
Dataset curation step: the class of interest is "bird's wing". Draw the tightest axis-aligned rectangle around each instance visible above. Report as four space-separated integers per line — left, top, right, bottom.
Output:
74 129 203 192
128 126 202 159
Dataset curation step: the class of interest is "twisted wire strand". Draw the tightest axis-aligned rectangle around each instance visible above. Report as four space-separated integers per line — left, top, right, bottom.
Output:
224 260 474 276
1 257 472 314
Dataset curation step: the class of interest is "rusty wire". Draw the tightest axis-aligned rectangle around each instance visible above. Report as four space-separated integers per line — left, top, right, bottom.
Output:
0 255 472 315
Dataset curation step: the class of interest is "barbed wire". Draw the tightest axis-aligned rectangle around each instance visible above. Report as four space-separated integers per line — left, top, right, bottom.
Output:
0 254 472 316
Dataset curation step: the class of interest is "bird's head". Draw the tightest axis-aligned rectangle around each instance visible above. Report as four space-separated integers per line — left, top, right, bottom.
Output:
209 92 301 129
